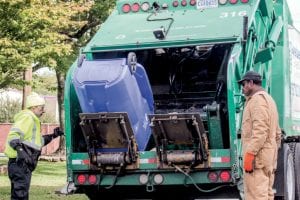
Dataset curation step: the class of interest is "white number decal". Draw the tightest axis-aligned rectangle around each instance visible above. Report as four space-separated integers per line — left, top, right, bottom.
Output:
239 11 247 17
115 34 126 39
220 10 247 18
220 12 228 18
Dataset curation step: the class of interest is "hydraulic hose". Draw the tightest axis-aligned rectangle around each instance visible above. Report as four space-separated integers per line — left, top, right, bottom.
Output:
173 164 235 193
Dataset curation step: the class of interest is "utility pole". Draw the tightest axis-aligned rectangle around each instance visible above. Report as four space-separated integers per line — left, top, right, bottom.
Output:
22 67 32 109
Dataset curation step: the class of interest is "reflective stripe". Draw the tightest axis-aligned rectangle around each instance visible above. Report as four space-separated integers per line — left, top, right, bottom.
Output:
10 127 25 138
27 114 40 146
22 141 42 151
4 109 42 158
26 111 42 148
7 136 21 143
41 137 45 146
32 122 37 144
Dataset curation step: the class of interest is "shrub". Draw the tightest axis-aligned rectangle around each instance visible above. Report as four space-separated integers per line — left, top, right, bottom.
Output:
0 95 21 123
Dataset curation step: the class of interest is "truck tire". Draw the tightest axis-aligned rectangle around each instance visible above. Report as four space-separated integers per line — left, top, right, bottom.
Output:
284 144 295 200
294 143 300 199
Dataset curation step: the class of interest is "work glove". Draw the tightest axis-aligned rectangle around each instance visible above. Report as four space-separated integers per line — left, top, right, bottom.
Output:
244 152 255 173
16 146 30 164
53 127 64 138
42 128 64 146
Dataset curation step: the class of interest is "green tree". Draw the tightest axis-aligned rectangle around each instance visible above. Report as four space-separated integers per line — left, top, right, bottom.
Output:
0 94 21 123
0 1 33 88
0 0 116 152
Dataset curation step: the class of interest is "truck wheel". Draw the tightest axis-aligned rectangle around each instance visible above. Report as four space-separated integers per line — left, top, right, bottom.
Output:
294 143 300 199
284 144 295 200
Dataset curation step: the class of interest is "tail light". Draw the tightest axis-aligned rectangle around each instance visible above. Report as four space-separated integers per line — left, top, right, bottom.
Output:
219 170 231 182
153 174 164 184
181 0 187 6
241 0 249 3
139 174 149 185
132 3 140 12
190 0 196 6
219 0 227 4
162 3 168 9
141 2 150 11
88 175 97 185
173 0 179 7
122 4 131 13
208 171 218 182
77 174 86 185
229 0 238 4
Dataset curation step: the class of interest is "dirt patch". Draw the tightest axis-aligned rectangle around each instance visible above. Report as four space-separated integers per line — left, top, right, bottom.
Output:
39 156 66 162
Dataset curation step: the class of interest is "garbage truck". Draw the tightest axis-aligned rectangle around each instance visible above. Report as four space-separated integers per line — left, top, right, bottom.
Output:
64 0 300 199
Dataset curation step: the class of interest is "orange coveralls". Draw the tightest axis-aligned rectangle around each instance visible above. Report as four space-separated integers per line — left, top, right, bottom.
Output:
242 91 281 200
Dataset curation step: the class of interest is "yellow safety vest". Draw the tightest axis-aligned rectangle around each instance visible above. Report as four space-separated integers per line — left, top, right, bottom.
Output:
4 109 43 158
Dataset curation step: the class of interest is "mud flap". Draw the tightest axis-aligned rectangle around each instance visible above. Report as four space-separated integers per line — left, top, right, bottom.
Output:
148 113 209 168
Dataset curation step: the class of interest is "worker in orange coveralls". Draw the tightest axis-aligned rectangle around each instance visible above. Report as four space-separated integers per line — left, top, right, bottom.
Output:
238 71 281 200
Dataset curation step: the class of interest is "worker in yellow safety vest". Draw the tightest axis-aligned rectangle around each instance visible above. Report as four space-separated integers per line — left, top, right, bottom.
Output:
4 92 64 200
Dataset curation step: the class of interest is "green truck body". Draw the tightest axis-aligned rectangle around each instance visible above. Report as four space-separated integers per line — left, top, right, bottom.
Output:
64 0 300 199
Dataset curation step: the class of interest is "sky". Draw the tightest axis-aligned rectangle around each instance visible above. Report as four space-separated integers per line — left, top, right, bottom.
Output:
287 0 300 30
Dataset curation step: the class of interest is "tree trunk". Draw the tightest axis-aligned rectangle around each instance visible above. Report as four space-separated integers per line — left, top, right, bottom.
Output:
22 67 32 109
56 70 66 154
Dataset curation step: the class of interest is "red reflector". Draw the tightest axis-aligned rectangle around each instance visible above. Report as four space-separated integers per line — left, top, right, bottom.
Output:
221 157 230 163
83 159 90 165
208 172 218 182
173 0 179 7
219 171 231 182
241 0 249 3
148 158 157 163
132 3 140 12
190 0 196 5
122 4 131 13
88 175 97 185
229 0 238 4
181 0 187 6
77 174 86 185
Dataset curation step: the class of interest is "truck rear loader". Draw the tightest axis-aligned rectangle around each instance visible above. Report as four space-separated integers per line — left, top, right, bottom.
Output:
64 0 300 199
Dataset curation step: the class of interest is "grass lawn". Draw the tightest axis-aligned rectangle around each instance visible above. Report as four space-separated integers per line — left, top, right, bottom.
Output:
0 157 87 200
